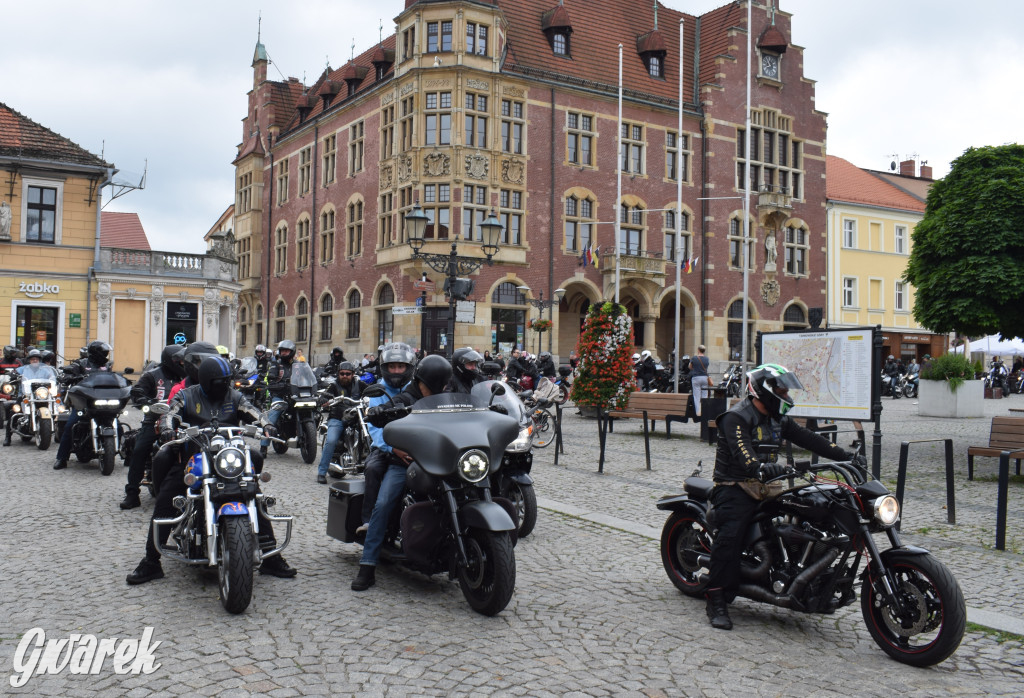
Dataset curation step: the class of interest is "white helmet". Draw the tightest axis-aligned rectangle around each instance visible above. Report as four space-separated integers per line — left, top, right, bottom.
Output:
641 350 652 361
632 353 641 362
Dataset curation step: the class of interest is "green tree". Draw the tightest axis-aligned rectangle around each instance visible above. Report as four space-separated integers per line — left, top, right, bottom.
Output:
904 144 1024 338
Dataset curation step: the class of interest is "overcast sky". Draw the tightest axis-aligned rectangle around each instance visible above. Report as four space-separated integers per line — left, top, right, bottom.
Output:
3 1 1021 253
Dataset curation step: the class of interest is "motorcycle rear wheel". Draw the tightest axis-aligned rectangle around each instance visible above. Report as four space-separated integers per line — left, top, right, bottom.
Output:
37 419 52 450
218 516 255 614
553 383 570 405
457 529 516 616
100 435 117 475
660 510 712 597
860 552 966 667
502 480 538 538
300 421 317 464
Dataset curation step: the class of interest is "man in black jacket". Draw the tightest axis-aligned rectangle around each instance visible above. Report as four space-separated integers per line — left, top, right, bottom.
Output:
119 344 186 510
448 348 483 394
322 346 347 376
260 339 297 457
53 341 113 470
125 356 296 584
315 361 363 484
536 351 556 379
704 364 860 631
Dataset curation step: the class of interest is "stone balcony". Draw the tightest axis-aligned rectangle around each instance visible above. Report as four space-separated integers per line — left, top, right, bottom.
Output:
98 248 237 281
599 249 668 285
757 184 793 213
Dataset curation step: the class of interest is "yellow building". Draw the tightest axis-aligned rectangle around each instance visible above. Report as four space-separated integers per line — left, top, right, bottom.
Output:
825 156 943 360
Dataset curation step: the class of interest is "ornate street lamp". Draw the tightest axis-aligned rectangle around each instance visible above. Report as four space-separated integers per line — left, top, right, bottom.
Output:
516 285 566 353
407 204 503 358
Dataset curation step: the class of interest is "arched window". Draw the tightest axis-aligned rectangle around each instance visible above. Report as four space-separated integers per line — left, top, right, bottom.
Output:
347 290 361 339
564 194 596 253
490 282 527 353
663 208 691 262
255 303 265 346
319 293 334 341
376 284 394 345
783 304 808 331
727 300 755 362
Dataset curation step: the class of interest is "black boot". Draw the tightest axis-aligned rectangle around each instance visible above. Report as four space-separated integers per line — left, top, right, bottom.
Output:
53 457 67 470
351 564 376 591
705 588 733 630
259 554 297 578
119 492 141 510
260 446 268 459
2 435 10 446
126 558 164 585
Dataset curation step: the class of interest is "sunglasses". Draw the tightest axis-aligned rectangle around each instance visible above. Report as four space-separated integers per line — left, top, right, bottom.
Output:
338 372 354 377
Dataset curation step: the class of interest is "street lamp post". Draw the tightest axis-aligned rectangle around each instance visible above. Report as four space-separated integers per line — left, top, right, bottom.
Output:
516 286 566 354
406 205 503 358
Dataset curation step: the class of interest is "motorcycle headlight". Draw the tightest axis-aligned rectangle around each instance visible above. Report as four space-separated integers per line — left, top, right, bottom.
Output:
457 449 490 483
93 399 120 407
873 495 901 526
294 400 317 408
1 383 13 395
213 447 246 479
34 386 51 399
506 426 533 453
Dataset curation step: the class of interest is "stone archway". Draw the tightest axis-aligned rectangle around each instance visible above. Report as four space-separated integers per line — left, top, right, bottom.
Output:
654 286 698 364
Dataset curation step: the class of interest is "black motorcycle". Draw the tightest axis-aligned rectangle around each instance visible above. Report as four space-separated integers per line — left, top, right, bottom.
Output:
657 451 965 667
719 364 743 398
267 361 320 463
233 357 269 411
327 384 520 616
61 370 133 475
321 392 374 479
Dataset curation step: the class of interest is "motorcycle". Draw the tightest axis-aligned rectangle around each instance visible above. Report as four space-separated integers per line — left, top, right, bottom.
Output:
4 375 62 450
986 361 1010 396
881 372 901 399
149 403 294 614
900 369 919 398
652 354 693 394
267 361 321 463
233 356 268 411
326 383 521 616
322 392 374 479
476 380 538 538
61 370 133 475
719 364 743 398
657 450 966 667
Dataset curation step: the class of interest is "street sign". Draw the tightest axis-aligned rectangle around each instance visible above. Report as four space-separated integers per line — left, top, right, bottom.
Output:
415 296 425 307
412 279 435 292
69 313 81 328
391 306 423 315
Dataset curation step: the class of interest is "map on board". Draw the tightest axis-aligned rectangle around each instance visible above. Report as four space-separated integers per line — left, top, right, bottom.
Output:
761 327 875 420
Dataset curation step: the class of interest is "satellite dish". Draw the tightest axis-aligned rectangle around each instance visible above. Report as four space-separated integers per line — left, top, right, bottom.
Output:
890 161 897 171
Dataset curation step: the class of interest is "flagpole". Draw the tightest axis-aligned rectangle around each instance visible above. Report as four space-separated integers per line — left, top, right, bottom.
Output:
673 17 684 393
615 43 623 305
740 0 752 375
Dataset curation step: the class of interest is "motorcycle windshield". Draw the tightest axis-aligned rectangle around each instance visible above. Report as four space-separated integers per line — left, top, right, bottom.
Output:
239 357 257 375
471 380 529 425
289 362 317 389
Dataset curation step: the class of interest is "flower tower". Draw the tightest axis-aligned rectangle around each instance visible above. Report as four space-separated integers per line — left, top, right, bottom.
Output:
569 302 635 410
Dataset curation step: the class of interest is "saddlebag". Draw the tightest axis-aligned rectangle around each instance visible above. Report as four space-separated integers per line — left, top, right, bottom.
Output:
327 480 365 543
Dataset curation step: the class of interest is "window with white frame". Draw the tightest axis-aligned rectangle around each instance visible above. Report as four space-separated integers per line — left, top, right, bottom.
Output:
663 209 691 262
620 122 644 174
666 131 691 182
462 184 488 241
347 290 361 339
842 219 857 248
381 105 395 160
729 218 754 270
320 208 335 264
349 121 364 174
347 199 363 257
501 99 524 154
567 112 594 167
422 184 450 239
23 181 61 243
895 281 906 311
276 160 289 205
620 204 644 255
319 294 333 341
894 225 907 254
322 134 336 186
379 192 394 248
296 217 311 269
564 195 595 253
298 146 312 195
784 224 808 276
274 223 288 274
296 297 308 343
499 189 523 246
736 109 802 197
842 277 857 308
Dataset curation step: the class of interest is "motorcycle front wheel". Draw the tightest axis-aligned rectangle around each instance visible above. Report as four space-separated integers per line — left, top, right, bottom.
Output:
100 435 117 475
727 383 740 398
860 552 966 667
218 516 256 614
502 480 538 538
903 383 917 398
37 419 52 450
300 421 317 464
531 409 556 448
660 510 712 597
457 529 516 616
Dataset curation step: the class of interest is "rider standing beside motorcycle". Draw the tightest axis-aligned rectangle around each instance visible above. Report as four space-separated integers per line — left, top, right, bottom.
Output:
119 344 186 510
705 363 861 631
637 350 657 391
53 341 112 470
4 349 58 446
448 348 484 394
352 353 452 592
126 356 296 585
315 361 363 484
260 340 297 458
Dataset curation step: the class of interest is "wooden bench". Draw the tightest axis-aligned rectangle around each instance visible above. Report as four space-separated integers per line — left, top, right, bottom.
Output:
606 392 693 469
967 416 1024 480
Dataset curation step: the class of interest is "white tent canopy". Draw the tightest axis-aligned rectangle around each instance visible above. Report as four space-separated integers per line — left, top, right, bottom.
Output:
952 334 1024 356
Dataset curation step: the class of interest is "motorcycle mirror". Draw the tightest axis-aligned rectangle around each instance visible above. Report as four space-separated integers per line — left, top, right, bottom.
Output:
362 383 388 398
147 402 171 416
123 367 135 374
489 382 507 396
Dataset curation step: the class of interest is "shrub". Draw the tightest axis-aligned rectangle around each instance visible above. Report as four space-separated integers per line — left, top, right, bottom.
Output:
920 352 976 393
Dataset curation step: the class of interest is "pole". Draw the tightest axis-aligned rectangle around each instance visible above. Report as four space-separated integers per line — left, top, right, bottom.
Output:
615 43 623 305
740 0 752 374
673 18 684 392
446 243 456 359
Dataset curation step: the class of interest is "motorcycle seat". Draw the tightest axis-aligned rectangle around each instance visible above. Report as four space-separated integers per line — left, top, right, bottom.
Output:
683 476 714 499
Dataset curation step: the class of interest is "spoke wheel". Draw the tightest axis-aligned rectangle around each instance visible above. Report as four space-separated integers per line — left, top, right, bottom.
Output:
532 409 555 448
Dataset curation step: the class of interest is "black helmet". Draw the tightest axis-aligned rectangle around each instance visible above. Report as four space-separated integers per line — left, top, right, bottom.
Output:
331 346 345 362
414 354 452 395
41 350 56 366
451 347 483 382
379 342 415 389
26 348 42 362
182 341 220 383
277 339 296 365
254 344 267 359
479 361 502 377
79 347 89 359
160 344 186 380
746 363 803 419
87 341 111 365
198 356 234 402
2 345 16 361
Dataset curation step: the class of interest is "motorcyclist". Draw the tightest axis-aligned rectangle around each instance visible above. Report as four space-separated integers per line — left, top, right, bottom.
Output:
259 339 297 457
637 350 657 391
990 356 1008 394
40 350 57 368
2 345 23 370
253 344 271 376
704 363 861 631
119 344 186 510
315 361 363 484
448 348 484 394
4 350 58 446
322 346 348 376
53 341 113 470
536 350 556 379
505 349 525 382
351 353 451 592
125 356 296 584
882 355 901 398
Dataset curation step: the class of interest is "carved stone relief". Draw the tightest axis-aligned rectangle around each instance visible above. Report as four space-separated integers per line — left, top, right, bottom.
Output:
465 154 489 180
761 279 781 307
467 78 489 90
502 86 525 98
379 164 394 189
501 158 525 185
423 153 450 177
424 78 451 88
400 83 415 96
397 154 413 182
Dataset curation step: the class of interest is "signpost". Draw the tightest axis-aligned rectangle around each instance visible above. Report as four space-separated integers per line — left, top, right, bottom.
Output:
391 306 423 315
412 279 436 292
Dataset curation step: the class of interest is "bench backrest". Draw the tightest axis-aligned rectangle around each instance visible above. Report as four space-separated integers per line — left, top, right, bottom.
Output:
988 416 1024 449
622 391 688 411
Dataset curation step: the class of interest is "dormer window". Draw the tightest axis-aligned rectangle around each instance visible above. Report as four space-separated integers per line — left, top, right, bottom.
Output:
553 32 569 56
636 29 667 80
648 55 662 77
542 4 573 58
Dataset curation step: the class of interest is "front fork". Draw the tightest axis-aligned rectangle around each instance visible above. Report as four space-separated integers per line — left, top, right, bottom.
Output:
861 526 907 616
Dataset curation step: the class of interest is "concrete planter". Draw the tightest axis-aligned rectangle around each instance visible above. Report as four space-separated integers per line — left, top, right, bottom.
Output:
918 379 984 418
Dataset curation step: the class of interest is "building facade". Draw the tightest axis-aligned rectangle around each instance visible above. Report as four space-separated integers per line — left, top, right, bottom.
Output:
234 0 827 365
825 155 944 361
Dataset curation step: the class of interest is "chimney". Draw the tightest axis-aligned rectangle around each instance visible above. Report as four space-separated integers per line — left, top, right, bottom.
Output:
920 164 933 179
899 159 916 177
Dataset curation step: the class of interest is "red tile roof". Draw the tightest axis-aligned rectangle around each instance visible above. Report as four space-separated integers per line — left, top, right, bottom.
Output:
100 211 151 250
0 102 111 169
826 156 925 212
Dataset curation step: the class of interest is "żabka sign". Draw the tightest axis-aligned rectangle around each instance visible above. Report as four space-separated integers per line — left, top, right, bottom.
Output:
18 281 60 299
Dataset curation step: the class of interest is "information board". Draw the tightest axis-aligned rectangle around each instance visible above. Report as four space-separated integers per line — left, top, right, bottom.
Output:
760 327 875 420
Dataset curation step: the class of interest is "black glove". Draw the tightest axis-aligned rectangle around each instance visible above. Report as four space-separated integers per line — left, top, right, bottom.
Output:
760 463 788 480
365 405 411 428
157 427 174 444
849 453 867 468
489 404 509 415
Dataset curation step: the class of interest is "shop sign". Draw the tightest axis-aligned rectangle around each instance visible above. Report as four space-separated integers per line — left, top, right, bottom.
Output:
18 281 60 298
166 302 198 320
69 313 81 328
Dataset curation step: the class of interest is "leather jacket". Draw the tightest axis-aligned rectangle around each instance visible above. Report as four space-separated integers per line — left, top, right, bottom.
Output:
321 379 362 422
712 397 851 482
161 384 264 432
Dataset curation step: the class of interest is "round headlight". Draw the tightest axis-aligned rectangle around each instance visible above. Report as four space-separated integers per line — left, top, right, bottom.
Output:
213 447 246 479
34 386 50 399
873 495 901 526
1 383 13 395
457 449 490 483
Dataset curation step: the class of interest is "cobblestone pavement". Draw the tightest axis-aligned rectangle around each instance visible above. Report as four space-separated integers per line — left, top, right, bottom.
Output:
1 395 1022 695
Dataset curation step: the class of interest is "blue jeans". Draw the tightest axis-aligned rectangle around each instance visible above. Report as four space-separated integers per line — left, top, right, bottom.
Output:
260 404 286 448
55 408 82 462
691 375 710 417
360 463 407 567
317 418 344 477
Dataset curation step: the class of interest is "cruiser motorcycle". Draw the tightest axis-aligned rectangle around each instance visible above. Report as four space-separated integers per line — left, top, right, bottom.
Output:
3 375 62 450
327 384 520 616
657 451 965 667
233 357 268 411
61 370 133 475
719 364 743 398
267 361 320 463
322 391 374 479
151 404 293 614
